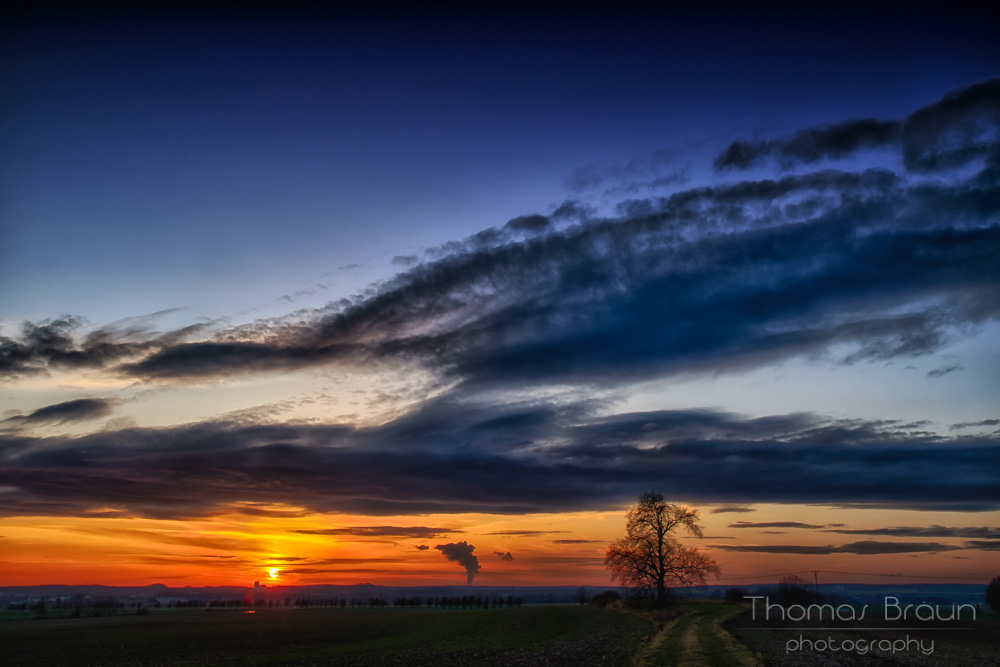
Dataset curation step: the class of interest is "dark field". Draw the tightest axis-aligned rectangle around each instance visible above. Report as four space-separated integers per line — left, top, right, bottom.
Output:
3 605 651 666
8 602 1000 666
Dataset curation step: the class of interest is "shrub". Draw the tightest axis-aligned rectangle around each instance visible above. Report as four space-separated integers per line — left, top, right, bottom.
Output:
591 590 622 608
724 588 747 603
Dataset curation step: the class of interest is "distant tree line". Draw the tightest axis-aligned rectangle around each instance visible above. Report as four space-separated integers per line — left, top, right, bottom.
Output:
11 593 528 618
8 595 145 618
294 595 523 610
717 575 831 607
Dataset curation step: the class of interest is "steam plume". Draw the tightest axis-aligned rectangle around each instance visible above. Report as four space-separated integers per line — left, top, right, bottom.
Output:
435 541 480 584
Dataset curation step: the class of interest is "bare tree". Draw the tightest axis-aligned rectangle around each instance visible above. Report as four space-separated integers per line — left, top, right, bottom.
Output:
605 492 720 606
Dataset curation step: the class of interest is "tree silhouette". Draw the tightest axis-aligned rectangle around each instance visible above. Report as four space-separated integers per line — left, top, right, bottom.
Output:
986 575 1000 612
605 492 720 606
776 574 821 606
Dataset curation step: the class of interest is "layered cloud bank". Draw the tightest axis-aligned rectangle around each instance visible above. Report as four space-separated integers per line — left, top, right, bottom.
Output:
1 79 998 520
4 80 999 387
1 403 997 519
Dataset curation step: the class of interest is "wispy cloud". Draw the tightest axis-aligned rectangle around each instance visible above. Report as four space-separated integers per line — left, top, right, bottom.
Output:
0 316 208 379
290 526 458 538
728 521 827 529
710 506 756 514
951 418 1000 430
485 530 568 536
711 541 963 555
964 540 1000 551
2 398 113 426
822 525 1000 539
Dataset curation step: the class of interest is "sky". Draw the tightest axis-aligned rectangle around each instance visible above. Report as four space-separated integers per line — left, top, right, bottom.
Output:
1 8 998 589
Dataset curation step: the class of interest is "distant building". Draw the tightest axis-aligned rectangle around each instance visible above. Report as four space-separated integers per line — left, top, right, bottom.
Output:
252 580 267 603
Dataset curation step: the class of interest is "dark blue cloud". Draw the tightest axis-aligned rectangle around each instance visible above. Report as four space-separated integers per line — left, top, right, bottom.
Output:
714 119 902 171
1 402 997 519
0 317 208 378
3 81 997 392
112 173 1000 388
714 78 1000 173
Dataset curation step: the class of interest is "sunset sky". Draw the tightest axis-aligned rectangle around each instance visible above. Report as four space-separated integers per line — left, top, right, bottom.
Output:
1 9 998 589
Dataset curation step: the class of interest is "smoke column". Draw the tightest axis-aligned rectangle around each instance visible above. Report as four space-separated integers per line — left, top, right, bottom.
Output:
435 542 481 585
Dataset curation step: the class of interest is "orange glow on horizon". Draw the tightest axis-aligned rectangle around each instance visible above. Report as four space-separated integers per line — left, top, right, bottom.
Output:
2 504 996 588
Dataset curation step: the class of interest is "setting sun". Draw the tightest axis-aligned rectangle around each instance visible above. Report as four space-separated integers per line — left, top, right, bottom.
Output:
268 568 279 579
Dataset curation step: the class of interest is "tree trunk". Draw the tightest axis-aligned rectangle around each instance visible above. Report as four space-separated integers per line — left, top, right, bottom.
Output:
655 578 667 606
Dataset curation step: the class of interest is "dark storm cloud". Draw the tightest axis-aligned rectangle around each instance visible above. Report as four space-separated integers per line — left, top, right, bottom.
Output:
3 398 113 425
1 403 997 520
290 526 458 538
435 542 480 584
822 526 1000 539
714 78 1000 173
711 541 963 555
